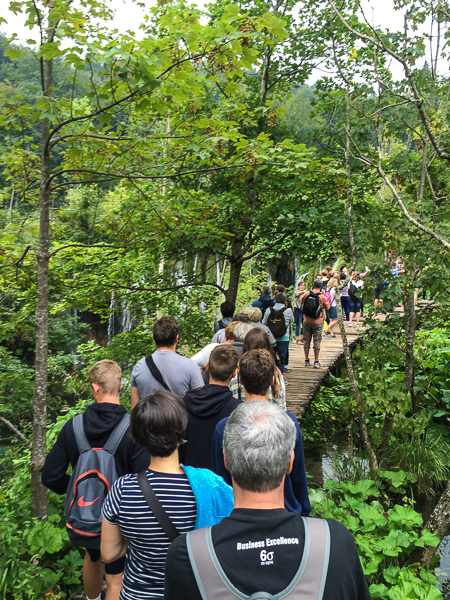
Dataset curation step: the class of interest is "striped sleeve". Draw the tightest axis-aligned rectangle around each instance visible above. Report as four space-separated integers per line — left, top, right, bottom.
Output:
102 477 123 525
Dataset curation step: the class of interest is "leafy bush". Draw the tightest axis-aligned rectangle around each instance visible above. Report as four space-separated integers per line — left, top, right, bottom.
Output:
311 471 442 600
0 451 84 599
387 432 450 496
0 401 93 599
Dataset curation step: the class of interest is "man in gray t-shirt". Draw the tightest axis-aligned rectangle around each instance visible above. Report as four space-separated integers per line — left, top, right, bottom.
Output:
130 317 203 409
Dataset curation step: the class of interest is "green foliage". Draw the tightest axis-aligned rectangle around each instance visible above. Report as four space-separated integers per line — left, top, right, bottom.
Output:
387 433 450 496
311 472 442 599
0 447 84 599
301 374 350 445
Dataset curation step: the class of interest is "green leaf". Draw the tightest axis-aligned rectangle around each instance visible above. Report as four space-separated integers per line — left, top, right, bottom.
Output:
27 520 65 555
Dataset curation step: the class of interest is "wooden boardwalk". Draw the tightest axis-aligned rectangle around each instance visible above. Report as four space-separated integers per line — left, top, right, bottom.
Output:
284 325 360 421
284 300 435 421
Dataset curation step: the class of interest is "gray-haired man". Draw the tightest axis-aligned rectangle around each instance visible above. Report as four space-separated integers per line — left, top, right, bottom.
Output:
164 401 371 600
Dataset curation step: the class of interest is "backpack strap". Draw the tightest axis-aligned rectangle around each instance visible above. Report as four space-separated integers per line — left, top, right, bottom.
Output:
283 517 330 599
102 413 131 455
145 355 170 391
187 527 239 600
72 414 92 455
137 470 180 542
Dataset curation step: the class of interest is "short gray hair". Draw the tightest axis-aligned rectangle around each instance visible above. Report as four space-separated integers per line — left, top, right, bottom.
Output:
233 322 253 342
275 292 287 304
223 401 296 492
240 305 253 316
247 306 262 322
261 285 270 296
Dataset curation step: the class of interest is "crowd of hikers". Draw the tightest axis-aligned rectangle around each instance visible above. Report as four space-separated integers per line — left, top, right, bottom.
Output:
41 275 376 600
40 259 431 600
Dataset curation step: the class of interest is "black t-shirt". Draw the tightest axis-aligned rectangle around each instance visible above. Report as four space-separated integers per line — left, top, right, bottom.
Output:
164 509 371 600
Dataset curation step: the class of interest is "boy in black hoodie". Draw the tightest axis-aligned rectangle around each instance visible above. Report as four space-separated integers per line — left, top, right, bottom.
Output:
181 345 240 470
42 360 150 600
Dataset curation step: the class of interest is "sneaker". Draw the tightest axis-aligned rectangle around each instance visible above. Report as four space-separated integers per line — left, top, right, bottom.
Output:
348 322 352 327
314 361 323 368
356 324 360 328
304 360 310 367
323 331 330 337
284 380 289 386
284 366 292 372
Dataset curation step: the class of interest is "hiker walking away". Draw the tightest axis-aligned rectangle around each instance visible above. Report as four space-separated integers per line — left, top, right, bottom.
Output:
294 281 306 344
229 328 286 409
339 273 350 323
262 292 294 375
203 322 252 385
165 400 370 600
181 345 241 470
213 301 235 333
130 317 203 409
300 279 330 368
255 284 275 316
211 313 251 344
101 390 234 600
348 272 364 327
323 277 339 338
42 360 151 600
211 349 310 515
374 260 392 310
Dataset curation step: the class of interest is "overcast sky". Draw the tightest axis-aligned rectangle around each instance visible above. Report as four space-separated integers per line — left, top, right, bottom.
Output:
1 0 440 83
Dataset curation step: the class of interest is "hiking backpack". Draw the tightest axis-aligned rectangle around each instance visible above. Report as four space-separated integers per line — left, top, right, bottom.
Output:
186 517 331 600
64 413 130 548
323 289 333 305
301 292 322 319
348 282 358 299
266 307 287 337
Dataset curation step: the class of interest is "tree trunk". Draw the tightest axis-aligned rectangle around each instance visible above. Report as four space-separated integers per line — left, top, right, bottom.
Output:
30 56 53 520
335 293 379 472
226 259 243 304
226 239 244 304
416 478 450 567
404 291 417 394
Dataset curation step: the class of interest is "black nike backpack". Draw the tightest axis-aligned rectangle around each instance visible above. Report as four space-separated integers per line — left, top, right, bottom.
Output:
64 413 130 548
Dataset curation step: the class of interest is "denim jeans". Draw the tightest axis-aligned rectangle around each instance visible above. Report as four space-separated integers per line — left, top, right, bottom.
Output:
294 307 303 336
341 297 350 321
276 340 289 375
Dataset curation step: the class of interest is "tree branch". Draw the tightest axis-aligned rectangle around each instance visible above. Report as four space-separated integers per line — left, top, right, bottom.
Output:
0 245 38 271
0 415 32 450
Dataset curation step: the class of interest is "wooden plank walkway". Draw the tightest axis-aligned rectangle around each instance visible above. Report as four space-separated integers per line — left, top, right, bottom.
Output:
284 325 360 421
284 300 435 421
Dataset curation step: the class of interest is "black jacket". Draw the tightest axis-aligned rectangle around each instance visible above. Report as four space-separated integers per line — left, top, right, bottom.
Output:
41 402 150 495
180 384 242 470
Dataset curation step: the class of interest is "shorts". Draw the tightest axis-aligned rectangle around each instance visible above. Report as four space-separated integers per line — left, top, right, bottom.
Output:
303 322 323 350
349 298 363 313
86 548 126 575
374 288 382 300
327 306 337 320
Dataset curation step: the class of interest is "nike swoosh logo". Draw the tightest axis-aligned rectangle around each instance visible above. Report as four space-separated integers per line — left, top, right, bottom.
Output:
78 496 100 507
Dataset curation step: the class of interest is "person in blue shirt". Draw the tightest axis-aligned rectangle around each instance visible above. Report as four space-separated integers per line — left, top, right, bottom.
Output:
211 349 311 516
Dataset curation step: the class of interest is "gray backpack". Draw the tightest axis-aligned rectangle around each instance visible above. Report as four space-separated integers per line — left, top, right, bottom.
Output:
186 517 330 600
64 413 130 548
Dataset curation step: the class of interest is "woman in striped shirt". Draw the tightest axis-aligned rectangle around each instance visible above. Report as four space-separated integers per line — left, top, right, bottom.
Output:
101 390 234 600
